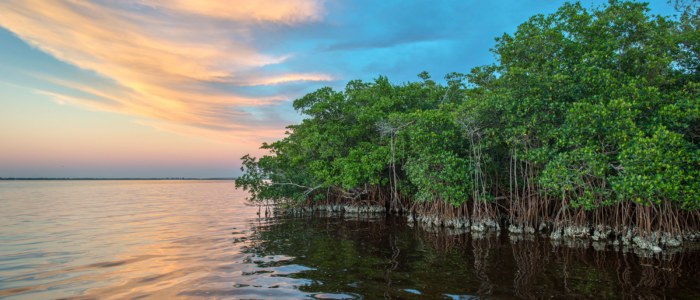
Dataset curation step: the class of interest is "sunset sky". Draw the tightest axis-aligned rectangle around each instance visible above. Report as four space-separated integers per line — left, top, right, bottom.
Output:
0 0 677 178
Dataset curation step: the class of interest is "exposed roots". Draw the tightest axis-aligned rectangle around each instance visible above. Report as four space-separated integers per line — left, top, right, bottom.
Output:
272 184 700 253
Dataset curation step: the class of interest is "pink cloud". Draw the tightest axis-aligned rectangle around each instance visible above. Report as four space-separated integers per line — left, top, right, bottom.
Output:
135 0 326 24
0 0 331 142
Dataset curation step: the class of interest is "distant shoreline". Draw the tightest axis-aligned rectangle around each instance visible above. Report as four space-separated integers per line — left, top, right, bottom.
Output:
0 178 236 181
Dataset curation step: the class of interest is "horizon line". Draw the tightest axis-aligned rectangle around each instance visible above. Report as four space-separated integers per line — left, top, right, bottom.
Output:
0 177 236 180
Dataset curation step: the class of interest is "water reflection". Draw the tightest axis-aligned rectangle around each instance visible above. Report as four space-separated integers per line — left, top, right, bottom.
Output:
0 181 265 299
1 181 699 299
245 215 700 299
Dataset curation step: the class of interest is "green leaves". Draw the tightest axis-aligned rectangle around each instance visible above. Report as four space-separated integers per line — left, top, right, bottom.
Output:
613 127 700 209
237 0 699 219
539 147 610 210
402 109 474 206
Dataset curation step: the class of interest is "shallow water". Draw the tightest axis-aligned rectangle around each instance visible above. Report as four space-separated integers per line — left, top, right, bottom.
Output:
0 180 699 299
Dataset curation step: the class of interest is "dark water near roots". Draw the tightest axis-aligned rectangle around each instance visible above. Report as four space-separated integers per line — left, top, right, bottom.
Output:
1 181 699 299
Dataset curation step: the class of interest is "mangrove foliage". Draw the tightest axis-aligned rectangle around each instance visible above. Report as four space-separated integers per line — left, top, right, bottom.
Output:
236 1 700 251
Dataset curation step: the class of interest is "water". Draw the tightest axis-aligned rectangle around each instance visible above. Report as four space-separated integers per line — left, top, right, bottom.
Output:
1 180 699 299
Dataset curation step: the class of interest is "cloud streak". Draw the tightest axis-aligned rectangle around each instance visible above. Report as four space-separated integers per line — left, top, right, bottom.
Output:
0 0 329 141
135 0 325 24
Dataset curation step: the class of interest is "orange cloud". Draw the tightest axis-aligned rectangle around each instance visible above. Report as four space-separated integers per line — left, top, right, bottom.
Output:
136 0 325 24
0 0 330 142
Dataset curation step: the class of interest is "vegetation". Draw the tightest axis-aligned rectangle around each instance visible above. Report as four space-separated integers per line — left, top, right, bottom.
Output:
237 1 700 250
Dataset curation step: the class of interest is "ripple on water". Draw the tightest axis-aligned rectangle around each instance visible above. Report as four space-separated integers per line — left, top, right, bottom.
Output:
1 180 700 299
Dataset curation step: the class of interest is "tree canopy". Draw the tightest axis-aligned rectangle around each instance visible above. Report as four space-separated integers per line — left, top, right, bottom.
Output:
237 1 699 245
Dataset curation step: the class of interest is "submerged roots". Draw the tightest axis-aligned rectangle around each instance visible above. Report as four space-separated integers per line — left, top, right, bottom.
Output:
272 196 700 252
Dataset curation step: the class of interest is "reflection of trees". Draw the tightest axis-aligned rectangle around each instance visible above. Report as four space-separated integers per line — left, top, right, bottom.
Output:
383 234 400 298
510 237 545 299
241 215 699 298
613 253 692 299
547 243 696 299
411 225 470 253
472 236 494 296
244 215 419 297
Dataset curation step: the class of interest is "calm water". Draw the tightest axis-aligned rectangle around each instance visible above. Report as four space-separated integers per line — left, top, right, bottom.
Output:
1 181 699 299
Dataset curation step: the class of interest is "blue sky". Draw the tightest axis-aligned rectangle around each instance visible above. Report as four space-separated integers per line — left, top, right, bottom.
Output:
0 0 678 177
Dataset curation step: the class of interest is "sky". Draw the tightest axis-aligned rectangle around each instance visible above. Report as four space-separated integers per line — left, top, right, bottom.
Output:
0 0 678 178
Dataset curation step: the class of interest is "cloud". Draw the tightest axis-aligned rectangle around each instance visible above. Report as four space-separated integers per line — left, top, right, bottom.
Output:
234 73 336 86
134 0 325 24
0 0 329 141
325 35 449 52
